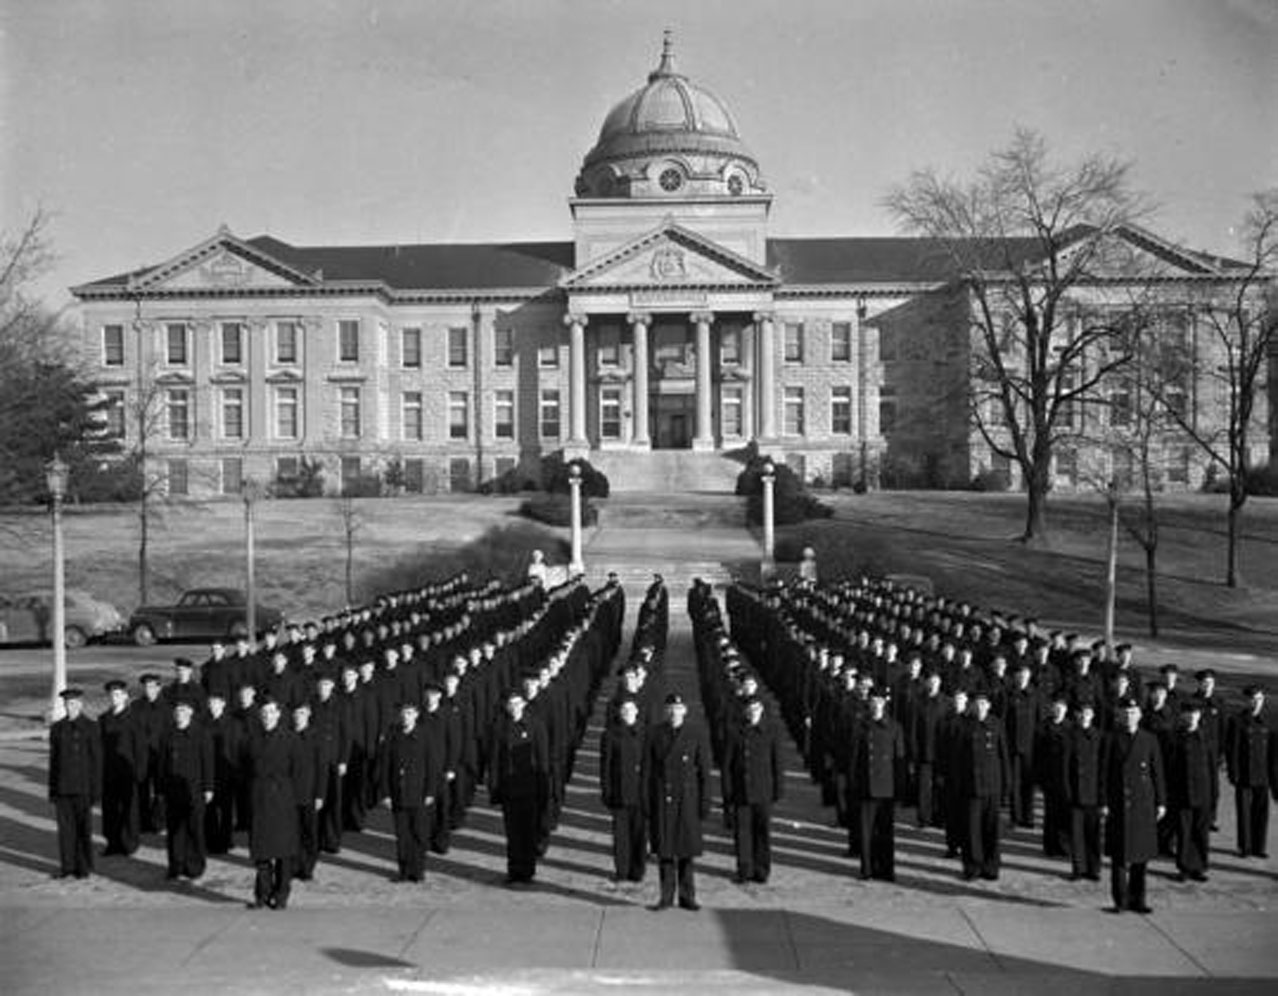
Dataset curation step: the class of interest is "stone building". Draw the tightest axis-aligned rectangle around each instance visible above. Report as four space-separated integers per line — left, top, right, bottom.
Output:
70 37 1272 497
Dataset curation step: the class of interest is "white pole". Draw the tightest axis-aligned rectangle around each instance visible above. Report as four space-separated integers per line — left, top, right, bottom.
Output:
1104 478 1119 657
50 489 67 721
569 465 584 577
762 461 776 580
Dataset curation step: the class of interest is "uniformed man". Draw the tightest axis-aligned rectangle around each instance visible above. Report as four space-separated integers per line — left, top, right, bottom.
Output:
959 689 1010 881
1065 699 1103 881
203 692 237 855
600 696 647 883
246 698 299 910
1225 684 1272 859
909 669 946 828
721 696 783 885
134 673 168 833
848 688 904 881
488 688 550 885
420 681 458 855
381 700 439 883
1003 661 1039 828
1035 692 1072 858
159 699 214 880
1167 699 1213 881
99 679 144 856
646 691 711 911
310 670 348 855
48 688 100 878
290 702 322 881
1101 698 1166 913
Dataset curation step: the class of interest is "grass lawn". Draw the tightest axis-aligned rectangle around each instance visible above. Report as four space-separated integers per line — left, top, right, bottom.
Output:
771 491 1278 654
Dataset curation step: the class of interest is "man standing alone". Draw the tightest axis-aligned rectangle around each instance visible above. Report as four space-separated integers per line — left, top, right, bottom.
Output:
646 692 710 911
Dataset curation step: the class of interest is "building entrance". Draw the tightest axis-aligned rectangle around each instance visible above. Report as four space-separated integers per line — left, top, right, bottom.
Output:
651 394 695 449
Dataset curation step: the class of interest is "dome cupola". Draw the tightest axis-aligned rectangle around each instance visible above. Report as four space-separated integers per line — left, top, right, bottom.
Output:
575 32 767 200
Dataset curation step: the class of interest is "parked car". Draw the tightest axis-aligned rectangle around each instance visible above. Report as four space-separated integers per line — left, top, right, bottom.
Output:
0 589 124 648
127 588 284 646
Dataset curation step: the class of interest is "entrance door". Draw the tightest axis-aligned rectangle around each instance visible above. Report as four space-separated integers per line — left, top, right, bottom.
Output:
652 394 694 449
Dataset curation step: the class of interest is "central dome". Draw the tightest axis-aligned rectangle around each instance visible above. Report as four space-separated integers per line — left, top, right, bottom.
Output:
575 34 766 200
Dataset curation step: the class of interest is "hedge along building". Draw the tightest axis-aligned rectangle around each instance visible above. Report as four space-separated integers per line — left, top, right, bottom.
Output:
70 36 1272 498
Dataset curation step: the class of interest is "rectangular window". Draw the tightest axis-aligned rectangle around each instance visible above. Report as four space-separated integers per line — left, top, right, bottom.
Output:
879 385 897 435
102 389 126 439
538 342 558 368
448 326 468 368
276 320 299 364
448 391 468 439
1166 445 1191 484
600 387 622 440
495 456 517 479
402 327 422 369
449 458 471 493
340 456 361 494
720 326 741 365
1060 370 1080 431
340 386 361 438
167 459 188 496
275 386 299 439
221 457 243 496
494 326 514 367
1110 377 1132 428
539 389 561 440
403 458 425 494
402 391 423 441
831 386 852 435
1056 448 1078 484
784 386 805 435
166 323 189 365
783 323 804 363
221 387 244 439
721 385 743 437
220 322 244 365
276 456 299 481
878 327 898 363
166 389 190 440
338 320 360 362
494 390 515 440
103 325 125 367
597 326 620 367
831 321 852 362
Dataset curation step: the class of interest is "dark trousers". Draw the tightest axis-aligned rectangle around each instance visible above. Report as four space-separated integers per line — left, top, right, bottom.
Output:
342 747 367 832
1009 755 1035 827
204 788 234 855
140 756 163 832
233 773 252 833
1235 786 1270 856
318 766 343 853
450 767 473 828
858 797 896 880
732 802 773 882
1069 805 1101 878
429 785 452 854
1042 790 1070 857
392 805 429 880
101 777 140 855
1110 860 1148 910
963 796 1001 878
658 856 696 906
610 804 646 881
53 795 94 876
944 777 966 856
254 858 292 908
165 793 206 879
502 794 540 882
915 762 937 827
1176 805 1210 875
294 803 318 880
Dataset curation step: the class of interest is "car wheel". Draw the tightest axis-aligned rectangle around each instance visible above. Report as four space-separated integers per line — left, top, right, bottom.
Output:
63 626 88 650
133 623 157 647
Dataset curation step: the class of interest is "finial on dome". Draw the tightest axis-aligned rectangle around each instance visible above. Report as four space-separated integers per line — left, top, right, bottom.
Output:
649 29 677 82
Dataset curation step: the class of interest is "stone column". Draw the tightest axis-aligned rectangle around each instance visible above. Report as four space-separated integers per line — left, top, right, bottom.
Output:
754 311 777 440
564 312 588 449
742 323 756 439
691 310 715 450
627 311 652 448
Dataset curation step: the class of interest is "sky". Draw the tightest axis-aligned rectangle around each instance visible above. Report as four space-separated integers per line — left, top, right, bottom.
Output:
2 0 1275 308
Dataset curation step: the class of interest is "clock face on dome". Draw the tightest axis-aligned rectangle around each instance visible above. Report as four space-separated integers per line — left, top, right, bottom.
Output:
658 167 684 192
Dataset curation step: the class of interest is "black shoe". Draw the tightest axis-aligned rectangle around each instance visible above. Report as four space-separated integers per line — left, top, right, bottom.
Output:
649 901 672 911
752 873 769 884
980 871 999 881
1129 903 1152 915
246 900 264 910
1104 905 1124 914
678 899 701 911
732 873 749 884
1190 872 1209 882
274 897 288 910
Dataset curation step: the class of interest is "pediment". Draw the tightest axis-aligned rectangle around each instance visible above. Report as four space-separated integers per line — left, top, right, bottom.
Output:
128 228 321 292
1056 225 1227 280
562 223 779 291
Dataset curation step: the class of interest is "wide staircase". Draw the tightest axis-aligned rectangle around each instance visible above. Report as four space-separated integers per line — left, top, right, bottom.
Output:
590 449 744 493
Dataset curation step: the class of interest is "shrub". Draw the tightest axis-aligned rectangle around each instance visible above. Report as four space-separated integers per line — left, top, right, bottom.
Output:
540 452 610 498
518 492 598 527
1245 463 1278 497
71 455 144 503
736 452 833 524
970 467 1010 492
478 465 538 495
275 456 326 498
342 474 382 498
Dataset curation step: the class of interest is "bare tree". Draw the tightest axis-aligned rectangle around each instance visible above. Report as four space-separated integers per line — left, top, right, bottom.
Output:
1152 190 1278 587
337 493 361 607
885 128 1150 542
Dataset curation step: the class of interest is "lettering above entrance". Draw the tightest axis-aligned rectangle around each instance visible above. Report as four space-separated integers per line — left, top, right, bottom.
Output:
630 288 709 309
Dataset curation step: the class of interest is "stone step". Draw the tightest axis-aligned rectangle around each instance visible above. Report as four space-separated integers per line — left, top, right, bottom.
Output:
591 450 745 493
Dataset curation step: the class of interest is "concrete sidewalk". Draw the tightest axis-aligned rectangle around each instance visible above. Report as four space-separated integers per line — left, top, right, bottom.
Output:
5 901 1278 994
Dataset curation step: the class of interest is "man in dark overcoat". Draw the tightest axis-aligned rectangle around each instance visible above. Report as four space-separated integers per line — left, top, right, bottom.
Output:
910 670 947 828
1100 698 1166 913
203 692 238 855
959 689 1010 881
1167 699 1213 880
310 670 349 855
290 702 322 880
1064 700 1103 880
246 698 300 909
938 687 970 858
646 692 711 910
600 696 648 882
1003 662 1039 828
48 688 100 878
420 681 458 855
134 673 169 833
722 696 783 884
159 700 214 880
1225 684 1271 859
381 700 440 882
488 688 550 884
1035 692 1072 858
848 688 904 881
99 679 144 856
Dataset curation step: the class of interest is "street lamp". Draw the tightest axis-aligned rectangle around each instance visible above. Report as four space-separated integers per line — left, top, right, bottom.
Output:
568 462 585 577
46 453 69 721
761 457 776 581
242 478 267 643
